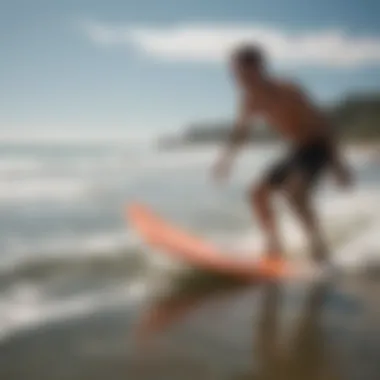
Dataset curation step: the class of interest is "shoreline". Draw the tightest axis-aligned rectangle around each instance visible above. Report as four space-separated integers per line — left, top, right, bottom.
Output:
1 275 380 380
156 139 380 150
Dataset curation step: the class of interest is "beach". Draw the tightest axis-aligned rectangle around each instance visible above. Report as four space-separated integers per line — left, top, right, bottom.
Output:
0 140 379 379
1 273 380 380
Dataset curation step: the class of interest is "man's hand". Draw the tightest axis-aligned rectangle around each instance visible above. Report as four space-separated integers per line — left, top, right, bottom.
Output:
327 138 354 190
212 156 232 183
332 163 354 189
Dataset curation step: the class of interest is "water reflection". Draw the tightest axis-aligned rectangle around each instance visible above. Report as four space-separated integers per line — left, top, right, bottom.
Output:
134 278 343 380
252 282 341 380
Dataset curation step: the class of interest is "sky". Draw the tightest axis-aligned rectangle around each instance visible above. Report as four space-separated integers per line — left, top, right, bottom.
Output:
1 0 380 137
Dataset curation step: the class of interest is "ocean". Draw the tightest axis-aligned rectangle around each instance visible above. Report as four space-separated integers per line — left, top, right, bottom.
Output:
0 137 379 342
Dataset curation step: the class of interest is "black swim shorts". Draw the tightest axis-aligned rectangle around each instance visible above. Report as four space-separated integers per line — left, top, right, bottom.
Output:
266 138 332 188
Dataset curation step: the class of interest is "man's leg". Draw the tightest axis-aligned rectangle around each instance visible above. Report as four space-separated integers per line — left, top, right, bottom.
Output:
283 172 328 263
249 181 283 258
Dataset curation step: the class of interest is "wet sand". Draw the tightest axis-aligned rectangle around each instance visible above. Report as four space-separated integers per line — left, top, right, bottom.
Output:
1 274 380 380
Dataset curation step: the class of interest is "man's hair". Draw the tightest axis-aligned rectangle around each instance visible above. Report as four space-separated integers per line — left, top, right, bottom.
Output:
232 44 265 69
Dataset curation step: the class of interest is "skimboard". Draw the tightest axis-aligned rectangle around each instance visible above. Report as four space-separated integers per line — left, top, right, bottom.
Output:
126 203 293 280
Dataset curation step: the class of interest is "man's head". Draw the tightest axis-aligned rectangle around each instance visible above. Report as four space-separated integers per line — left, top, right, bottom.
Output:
230 44 266 87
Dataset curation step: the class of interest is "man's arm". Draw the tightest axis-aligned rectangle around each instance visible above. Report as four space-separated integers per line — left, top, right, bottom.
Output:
213 98 252 181
326 132 353 188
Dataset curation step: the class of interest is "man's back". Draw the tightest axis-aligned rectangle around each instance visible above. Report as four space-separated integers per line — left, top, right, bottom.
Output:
242 79 329 145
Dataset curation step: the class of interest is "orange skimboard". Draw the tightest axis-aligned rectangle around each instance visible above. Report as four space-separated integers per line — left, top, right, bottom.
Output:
126 203 292 280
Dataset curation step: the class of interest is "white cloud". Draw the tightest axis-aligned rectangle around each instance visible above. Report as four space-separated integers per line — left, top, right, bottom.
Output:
83 21 380 68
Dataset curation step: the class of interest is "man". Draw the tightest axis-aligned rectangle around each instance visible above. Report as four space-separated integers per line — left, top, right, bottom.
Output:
213 44 352 264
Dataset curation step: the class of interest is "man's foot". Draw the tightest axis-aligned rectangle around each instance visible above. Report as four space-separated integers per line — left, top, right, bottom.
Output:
257 249 287 277
297 259 337 282
264 240 284 260
310 237 329 264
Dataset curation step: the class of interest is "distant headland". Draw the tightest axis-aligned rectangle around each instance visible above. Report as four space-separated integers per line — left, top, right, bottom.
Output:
158 92 380 149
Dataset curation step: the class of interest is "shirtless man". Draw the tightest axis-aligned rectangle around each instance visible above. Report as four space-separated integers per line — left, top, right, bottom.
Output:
213 44 352 264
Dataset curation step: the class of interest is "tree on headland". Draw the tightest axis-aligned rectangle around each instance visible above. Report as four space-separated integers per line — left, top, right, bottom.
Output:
158 92 380 148
331 93 380 140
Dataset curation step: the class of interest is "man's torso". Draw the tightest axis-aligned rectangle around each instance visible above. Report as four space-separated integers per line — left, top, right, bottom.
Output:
243 80 330 145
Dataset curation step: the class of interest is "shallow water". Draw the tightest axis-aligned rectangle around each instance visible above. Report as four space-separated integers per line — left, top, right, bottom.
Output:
1 277 379 380
0 140 379 341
